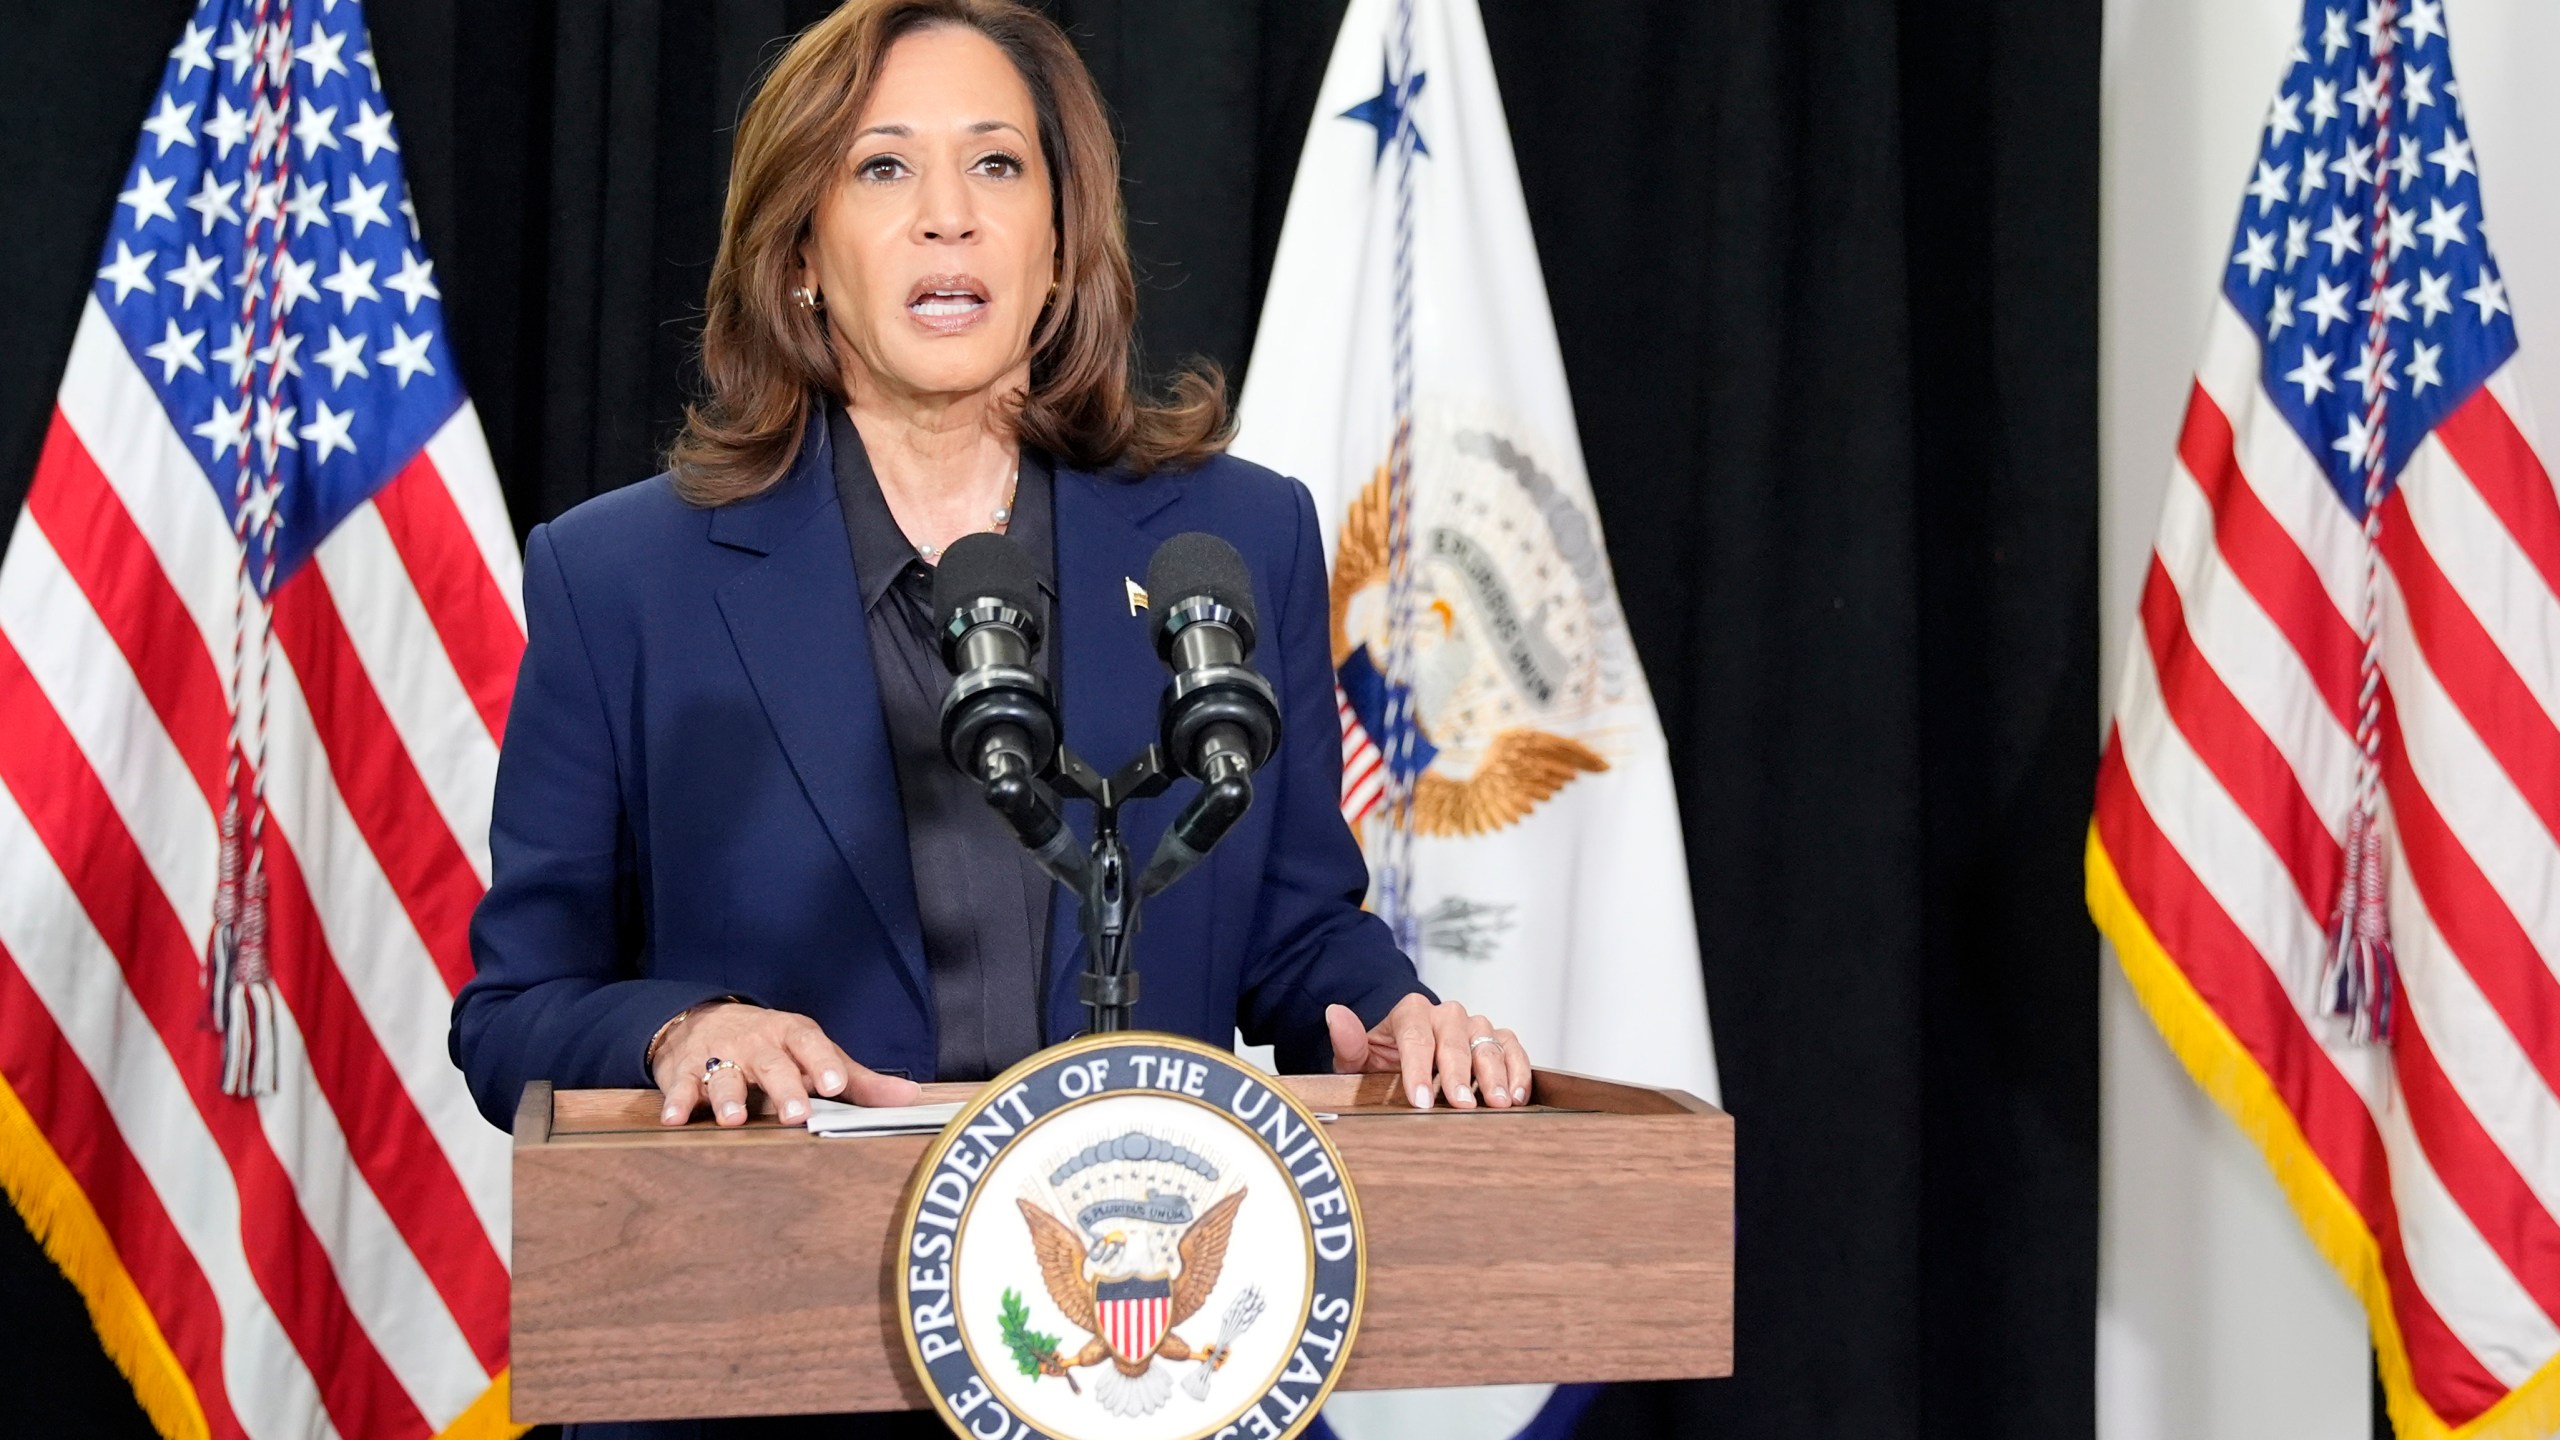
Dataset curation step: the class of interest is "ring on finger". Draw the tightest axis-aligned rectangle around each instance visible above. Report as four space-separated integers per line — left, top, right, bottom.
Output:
701 1057 740 1085
1468 1034 1502 1053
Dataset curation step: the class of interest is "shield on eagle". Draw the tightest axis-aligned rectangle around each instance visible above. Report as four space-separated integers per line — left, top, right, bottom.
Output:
1094 1275 1175 1363
1010 1130 1255 1417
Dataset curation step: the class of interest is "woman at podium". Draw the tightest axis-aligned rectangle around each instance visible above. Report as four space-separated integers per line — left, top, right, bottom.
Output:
450 0 1531 1150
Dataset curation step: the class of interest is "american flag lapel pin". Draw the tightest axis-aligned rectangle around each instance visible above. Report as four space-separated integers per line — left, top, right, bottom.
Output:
1126 578 1149 615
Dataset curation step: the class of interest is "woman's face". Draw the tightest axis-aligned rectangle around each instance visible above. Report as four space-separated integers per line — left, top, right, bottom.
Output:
801 25 1057 408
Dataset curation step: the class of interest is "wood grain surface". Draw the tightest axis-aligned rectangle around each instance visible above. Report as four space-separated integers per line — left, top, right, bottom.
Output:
511 1070 1732 1422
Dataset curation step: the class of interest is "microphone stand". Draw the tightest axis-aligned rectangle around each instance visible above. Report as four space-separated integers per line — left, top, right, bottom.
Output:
972 738 1256 1034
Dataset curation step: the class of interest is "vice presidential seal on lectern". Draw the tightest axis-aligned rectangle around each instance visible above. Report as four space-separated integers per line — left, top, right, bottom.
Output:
897 1034 1364 1440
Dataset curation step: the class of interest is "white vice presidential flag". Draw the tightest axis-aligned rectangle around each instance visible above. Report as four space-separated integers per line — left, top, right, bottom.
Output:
1234 0 1720 1434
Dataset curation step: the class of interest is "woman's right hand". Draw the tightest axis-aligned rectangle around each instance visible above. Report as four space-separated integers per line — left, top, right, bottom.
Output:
650 1001 923 1127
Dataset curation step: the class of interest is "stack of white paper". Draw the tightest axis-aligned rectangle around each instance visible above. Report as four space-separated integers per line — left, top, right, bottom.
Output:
804 1099 963 1138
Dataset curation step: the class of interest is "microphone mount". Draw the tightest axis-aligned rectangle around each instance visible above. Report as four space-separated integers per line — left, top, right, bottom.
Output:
968 734 1264 1035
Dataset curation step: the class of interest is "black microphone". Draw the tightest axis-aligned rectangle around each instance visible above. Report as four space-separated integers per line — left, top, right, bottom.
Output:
933 534 1087 888
1135 534 1279 899
1146 532 1281 784
933 532 1058 786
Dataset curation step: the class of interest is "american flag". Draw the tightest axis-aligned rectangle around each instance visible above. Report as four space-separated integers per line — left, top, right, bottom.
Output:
2091 0 2560 1432
0 2 519 1437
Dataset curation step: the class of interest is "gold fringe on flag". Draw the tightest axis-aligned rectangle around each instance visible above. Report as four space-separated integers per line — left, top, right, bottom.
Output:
2089 825 2560 1440
0 1066 525 1440
0 1067 207 1440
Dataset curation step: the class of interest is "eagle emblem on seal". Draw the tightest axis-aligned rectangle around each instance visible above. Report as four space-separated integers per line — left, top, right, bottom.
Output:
1009 1131 1266 1418
1331 462 1610 836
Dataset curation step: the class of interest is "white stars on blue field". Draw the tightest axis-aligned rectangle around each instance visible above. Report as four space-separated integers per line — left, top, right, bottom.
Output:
92 0 462 590
2224 1 2515 515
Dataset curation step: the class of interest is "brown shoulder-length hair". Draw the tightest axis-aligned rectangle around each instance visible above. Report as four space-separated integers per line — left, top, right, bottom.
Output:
667 0 1229 504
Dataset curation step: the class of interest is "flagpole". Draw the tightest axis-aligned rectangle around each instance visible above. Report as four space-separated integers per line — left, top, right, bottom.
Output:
1378 0 1423 954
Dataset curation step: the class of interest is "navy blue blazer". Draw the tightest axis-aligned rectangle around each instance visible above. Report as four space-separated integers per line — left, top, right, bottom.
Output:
450 414 1427 1129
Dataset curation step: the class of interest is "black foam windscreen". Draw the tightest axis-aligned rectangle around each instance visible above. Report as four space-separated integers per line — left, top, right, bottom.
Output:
1144 532 1258 652
931 531 1041 621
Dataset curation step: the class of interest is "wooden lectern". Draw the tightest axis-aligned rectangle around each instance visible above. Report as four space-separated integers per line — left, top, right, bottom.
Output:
509 1071 1733 1423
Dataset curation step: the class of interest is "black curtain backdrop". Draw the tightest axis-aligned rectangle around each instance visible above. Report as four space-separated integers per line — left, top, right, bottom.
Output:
0 3 2105 1438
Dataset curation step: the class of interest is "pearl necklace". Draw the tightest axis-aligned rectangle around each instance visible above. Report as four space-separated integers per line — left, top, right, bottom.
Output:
914 462 1020 563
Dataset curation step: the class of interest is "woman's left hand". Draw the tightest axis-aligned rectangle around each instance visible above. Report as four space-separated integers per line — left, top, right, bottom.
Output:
1325 994 1532 1110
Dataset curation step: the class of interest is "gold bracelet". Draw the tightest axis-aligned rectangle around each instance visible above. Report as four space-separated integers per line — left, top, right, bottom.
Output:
643 995 747 1074
643 1009 690 1074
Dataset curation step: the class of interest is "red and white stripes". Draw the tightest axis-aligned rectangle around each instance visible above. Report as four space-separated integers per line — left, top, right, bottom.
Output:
1100 1293 1172 1360
1338 684 1386 828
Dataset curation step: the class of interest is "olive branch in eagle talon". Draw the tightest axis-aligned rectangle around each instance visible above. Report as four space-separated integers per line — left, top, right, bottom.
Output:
1015 1188 1246 1379
997 1287 1081 1393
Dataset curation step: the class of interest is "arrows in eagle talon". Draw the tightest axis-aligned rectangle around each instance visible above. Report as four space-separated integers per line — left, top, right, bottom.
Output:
1183 1286 1267 1400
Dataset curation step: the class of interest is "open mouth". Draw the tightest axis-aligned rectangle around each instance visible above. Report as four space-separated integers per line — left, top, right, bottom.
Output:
908 275 990 322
